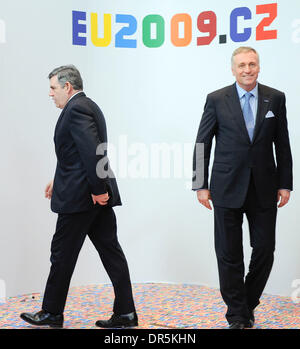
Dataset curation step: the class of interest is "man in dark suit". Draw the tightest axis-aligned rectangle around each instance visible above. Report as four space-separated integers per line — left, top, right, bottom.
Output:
193 47 293 329
20 65 138 328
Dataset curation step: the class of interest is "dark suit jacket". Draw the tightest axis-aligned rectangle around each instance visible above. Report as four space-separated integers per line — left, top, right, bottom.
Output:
51 92 121 214
193 83 293 208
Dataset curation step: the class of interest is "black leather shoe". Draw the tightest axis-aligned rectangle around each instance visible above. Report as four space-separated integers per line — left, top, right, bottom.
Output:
20 309 64 328
95 312 138 328
245 310 255 328
228 321 245 329
245 319 255 328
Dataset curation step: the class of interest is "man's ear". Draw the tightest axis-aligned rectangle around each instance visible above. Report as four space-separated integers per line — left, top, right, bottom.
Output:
64 81 72 93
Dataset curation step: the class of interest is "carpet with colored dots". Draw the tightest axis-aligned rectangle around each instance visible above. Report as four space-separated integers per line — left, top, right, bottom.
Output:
0 283 299 329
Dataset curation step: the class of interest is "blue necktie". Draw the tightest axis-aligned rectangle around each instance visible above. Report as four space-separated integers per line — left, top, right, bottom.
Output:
242 92 255 141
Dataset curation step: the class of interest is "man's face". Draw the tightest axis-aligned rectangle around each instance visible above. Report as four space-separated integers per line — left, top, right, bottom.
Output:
49 75 69 109
231 51 260 91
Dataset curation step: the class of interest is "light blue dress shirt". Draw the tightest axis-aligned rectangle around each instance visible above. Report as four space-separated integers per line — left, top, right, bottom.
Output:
235 82 258 123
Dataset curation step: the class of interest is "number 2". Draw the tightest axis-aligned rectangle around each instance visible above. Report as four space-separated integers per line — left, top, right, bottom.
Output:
256 3 277 40
115 14 137 48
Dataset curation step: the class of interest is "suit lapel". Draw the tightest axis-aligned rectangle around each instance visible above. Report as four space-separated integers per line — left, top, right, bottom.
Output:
54 106 67 143
54 92 86 142
225 84 251 144
252 83 271 143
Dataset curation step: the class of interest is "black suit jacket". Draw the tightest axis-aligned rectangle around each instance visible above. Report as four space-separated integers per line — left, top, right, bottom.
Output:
51 92 121 214
193 83 293 208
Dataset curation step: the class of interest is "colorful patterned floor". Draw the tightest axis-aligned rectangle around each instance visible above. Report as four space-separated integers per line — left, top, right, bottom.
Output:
0 283 299 329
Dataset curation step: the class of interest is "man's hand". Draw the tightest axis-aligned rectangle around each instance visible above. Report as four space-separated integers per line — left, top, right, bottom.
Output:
277 189 290 208
197 189 212 210
45 180 54 199
92 192 109 206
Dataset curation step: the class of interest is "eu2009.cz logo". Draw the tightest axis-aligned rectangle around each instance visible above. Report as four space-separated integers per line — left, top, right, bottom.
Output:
72 3 279 48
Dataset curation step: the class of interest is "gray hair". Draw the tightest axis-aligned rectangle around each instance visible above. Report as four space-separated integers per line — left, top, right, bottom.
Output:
231 47 260 66
48 65 83 90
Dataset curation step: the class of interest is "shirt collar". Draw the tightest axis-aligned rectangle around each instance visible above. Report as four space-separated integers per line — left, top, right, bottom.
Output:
235 82 258 99
67 91 83 104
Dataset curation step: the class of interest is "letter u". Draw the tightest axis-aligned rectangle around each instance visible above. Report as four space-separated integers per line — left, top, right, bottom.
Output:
91 13 111 47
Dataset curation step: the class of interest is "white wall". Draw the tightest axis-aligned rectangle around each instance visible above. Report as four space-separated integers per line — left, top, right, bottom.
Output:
0 0 299 299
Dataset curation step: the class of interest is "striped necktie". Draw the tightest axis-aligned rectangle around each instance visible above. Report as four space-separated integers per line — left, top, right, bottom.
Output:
242 92 254 141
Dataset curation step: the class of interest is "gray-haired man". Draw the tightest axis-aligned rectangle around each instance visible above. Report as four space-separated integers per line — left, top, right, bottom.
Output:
20 65 138 328
193 47 293 329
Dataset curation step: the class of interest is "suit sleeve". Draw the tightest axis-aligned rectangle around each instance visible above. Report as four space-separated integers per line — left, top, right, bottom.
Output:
69 103 108 195
274 93 293 190
192 94 217 190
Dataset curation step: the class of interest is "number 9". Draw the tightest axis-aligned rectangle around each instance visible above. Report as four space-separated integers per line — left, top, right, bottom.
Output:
197 11 217 46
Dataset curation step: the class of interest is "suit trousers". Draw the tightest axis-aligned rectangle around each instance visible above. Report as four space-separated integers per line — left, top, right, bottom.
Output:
213 175 277 324
42 205 136 315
